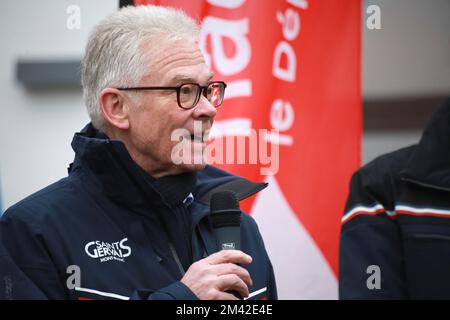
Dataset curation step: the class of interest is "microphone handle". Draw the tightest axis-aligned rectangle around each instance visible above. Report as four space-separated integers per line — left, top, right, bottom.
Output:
214 226 243 299
214 226 240 251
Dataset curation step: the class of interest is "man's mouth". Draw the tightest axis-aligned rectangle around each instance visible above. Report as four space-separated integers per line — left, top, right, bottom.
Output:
189 134 204 143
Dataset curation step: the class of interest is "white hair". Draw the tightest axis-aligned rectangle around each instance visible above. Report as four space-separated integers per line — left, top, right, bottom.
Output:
81 5 200 132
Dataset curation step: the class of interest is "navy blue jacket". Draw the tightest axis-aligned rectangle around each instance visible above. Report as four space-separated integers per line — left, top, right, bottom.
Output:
339 98 450 299
0 124 277 300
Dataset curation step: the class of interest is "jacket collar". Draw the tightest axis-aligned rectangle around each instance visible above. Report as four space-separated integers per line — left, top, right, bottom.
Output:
71 123 171 209
400 98 450 191
70 123 268 211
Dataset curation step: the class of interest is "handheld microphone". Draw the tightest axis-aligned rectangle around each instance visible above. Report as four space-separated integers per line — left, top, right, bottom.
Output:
210 190 243 299
210 190 242 251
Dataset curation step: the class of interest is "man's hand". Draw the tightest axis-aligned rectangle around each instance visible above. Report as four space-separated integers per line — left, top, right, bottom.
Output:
181 250 253 300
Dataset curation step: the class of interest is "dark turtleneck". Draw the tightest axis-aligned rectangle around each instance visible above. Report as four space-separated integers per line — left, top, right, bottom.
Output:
137 166 197 274
143 170 197 209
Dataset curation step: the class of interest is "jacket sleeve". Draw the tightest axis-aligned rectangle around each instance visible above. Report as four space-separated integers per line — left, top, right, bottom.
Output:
266 258 278 300
0 242 48 299
0 208 67 299
339 166 408 299
130 281 198 300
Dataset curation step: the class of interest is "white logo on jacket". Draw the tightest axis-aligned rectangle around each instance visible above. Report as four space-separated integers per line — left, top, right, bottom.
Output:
84 238 131 263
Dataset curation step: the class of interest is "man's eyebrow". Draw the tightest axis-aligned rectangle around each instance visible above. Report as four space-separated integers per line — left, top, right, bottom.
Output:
170 75 195 84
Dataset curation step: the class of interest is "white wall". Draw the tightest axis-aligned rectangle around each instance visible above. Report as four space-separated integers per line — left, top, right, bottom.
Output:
361 0 450 165
362 130 422 164
363 0 450 99
0 0 117 210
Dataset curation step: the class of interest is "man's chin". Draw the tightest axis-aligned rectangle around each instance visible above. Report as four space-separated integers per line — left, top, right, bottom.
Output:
169 142 209 174
170 160 208 175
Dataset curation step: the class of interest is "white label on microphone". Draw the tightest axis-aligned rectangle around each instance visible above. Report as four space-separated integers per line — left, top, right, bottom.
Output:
221 243 236 250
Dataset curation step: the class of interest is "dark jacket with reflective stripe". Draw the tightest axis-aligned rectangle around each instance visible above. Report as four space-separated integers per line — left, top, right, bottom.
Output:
0 124 277 300
339 98 450 299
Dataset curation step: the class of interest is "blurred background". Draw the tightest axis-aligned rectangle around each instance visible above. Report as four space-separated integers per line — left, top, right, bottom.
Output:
0 0 449 210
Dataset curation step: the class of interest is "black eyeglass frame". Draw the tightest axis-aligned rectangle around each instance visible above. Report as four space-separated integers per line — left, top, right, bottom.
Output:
116 81 227 110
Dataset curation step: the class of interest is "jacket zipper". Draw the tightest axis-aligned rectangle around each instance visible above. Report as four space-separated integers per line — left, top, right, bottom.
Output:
168 242 186 276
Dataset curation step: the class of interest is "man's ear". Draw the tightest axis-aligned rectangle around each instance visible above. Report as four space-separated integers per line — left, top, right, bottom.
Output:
99 88 130 130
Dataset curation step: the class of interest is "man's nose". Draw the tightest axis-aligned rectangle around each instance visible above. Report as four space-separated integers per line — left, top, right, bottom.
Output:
192 95 217 119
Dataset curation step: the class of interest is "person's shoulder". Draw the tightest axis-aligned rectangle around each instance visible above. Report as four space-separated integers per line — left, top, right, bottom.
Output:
345 145 417 211
357 145 416 182
2 177 76 223
241 211 258 227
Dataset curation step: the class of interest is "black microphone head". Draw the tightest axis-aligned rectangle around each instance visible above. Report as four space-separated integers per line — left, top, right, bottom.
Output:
210 190 241 228
210 190 240 213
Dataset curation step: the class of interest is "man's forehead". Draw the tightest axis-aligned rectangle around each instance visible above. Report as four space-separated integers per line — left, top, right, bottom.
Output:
143 38 203 64
141 39 211 83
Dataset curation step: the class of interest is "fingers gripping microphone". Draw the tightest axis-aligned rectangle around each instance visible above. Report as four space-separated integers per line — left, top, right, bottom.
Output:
210 191 241 251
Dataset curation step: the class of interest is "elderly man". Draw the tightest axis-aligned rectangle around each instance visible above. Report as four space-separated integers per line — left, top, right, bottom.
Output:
0 5 277 300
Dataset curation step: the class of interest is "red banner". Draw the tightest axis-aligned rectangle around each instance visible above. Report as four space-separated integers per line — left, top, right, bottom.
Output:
134 0 361 298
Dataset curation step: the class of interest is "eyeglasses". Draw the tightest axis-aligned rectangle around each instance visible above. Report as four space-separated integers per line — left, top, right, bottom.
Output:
116 81 227 110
